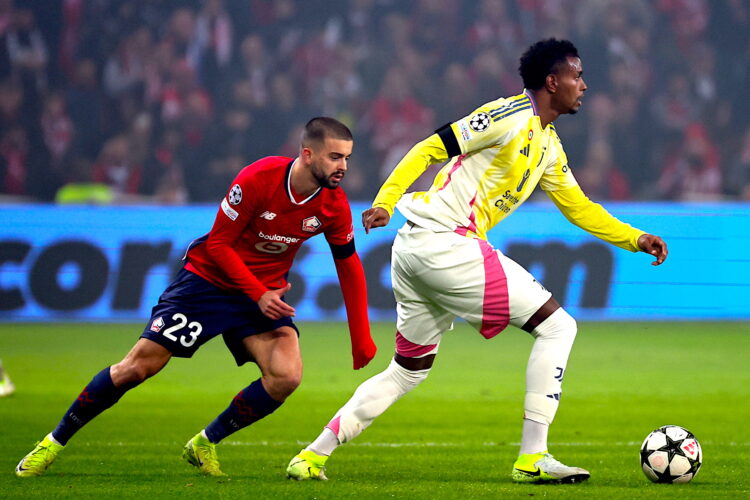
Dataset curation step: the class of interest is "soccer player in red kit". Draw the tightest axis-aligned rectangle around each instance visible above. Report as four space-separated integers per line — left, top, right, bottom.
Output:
16 117 377 478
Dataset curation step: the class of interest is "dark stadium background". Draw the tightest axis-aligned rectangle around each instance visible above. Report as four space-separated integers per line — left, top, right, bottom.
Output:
1 0 749 204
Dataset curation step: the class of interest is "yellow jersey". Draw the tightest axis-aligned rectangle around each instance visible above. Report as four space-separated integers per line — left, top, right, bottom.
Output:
372 90 644 252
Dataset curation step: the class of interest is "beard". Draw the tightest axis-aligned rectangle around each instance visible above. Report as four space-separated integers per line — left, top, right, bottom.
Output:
312 164 343 189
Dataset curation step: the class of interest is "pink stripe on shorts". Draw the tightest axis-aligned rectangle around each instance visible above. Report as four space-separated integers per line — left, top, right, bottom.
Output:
477 240 509 338
396 331 437 358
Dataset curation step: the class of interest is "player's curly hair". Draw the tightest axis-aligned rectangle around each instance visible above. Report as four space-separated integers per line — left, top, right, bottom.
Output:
519 39 580 90
302 117 353 146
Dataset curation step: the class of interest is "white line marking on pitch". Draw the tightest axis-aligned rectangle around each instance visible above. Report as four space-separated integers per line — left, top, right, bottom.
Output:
95 440 748 448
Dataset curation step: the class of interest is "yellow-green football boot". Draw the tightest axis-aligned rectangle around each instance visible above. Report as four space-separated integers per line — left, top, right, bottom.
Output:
15 434 64 477
286 449 328 480
182 431 227 477
512 451 590 483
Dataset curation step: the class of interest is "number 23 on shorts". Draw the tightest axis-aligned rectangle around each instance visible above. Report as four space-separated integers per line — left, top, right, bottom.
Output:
161 313 203 347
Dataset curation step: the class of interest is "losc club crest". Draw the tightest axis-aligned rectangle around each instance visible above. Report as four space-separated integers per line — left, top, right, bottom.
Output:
228 184 243 205
150 316 164 333
302 216 322 232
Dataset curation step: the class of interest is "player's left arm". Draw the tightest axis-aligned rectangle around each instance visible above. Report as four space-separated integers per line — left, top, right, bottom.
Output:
540 140 667 265
546 186 668 265
328 197 377 369
331 243 377 369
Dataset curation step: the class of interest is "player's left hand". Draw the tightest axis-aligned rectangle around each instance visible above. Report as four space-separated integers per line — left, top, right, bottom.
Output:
637 234 668 266
352 336 377 370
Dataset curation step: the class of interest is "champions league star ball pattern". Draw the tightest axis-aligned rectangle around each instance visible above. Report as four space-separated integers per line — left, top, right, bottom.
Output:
228 184 243 205
469 112 490 132
640 425 702 483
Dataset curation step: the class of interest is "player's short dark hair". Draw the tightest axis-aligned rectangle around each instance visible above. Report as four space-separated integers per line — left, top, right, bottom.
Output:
302 117 353 147
519 38 580 90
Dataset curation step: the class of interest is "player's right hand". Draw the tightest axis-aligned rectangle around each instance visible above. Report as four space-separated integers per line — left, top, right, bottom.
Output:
258 283 296 319
362 207 390 234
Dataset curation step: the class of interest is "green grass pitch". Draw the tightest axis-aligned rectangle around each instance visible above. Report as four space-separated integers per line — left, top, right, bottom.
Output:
1 321 748 499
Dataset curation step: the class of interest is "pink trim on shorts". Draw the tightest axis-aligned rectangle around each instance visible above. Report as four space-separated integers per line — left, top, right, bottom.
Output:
396 331 437 357
478 240 509 338
438 154 466 191
326 415 341 435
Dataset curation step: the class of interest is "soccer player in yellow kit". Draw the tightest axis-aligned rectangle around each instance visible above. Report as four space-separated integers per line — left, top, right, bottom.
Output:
287 38 668 484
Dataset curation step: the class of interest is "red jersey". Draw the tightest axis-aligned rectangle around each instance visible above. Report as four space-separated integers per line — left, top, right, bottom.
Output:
185 156 355 301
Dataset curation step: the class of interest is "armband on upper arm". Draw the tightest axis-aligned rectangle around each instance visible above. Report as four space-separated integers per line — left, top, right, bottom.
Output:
435 123 461 158
329 240 356 260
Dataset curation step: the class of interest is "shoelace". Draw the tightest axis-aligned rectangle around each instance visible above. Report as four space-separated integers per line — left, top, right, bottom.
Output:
25 445 53 466
538 454 561 466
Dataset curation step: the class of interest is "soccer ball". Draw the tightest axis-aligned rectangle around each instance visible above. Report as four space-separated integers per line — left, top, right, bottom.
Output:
640 425 702 483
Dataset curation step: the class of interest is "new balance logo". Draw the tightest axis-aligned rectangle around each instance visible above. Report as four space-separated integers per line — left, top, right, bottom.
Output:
519 144 530 157
260 211 277 220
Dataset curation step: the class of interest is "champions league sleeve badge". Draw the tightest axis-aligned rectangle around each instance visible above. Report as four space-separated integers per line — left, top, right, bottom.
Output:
469 112 490 132
228 184 243 205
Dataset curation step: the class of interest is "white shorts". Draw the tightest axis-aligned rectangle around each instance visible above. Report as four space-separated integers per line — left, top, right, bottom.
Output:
391 223 551 357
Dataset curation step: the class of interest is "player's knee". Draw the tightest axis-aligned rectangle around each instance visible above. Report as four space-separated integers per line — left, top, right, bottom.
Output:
263 371 301 400
387 357 430 391
534 307 577 341
110 359 154 386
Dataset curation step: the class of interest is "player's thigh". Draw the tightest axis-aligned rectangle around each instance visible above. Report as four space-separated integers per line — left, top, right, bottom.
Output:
395 231 498 335
141 269 241 358
391 232 457 353
242 327 302 380
459 248 552 334
501 253 553 327
395 232 550 338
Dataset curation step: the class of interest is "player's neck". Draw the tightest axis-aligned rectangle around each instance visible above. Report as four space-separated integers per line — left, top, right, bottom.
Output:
527 89 558 128
289 158 320 199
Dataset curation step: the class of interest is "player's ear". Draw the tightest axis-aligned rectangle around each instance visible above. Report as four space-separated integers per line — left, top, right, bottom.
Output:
545 73 558 93
300 146 313 163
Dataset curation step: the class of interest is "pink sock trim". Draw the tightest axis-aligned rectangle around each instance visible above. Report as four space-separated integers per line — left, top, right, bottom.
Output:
326 415 341 435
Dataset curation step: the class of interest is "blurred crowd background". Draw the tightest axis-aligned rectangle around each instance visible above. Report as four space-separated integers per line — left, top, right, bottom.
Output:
1 0 749 205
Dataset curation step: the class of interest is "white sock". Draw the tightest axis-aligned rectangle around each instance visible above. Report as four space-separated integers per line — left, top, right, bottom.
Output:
307 427 339 456
523 308 577 425
324 358 430 446
519 418 549 455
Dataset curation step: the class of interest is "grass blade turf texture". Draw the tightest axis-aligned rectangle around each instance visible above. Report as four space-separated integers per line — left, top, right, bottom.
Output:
1 322 748 499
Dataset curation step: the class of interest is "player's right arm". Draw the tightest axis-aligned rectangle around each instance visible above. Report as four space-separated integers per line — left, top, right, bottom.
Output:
366 98 519 231
370 133 451 216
